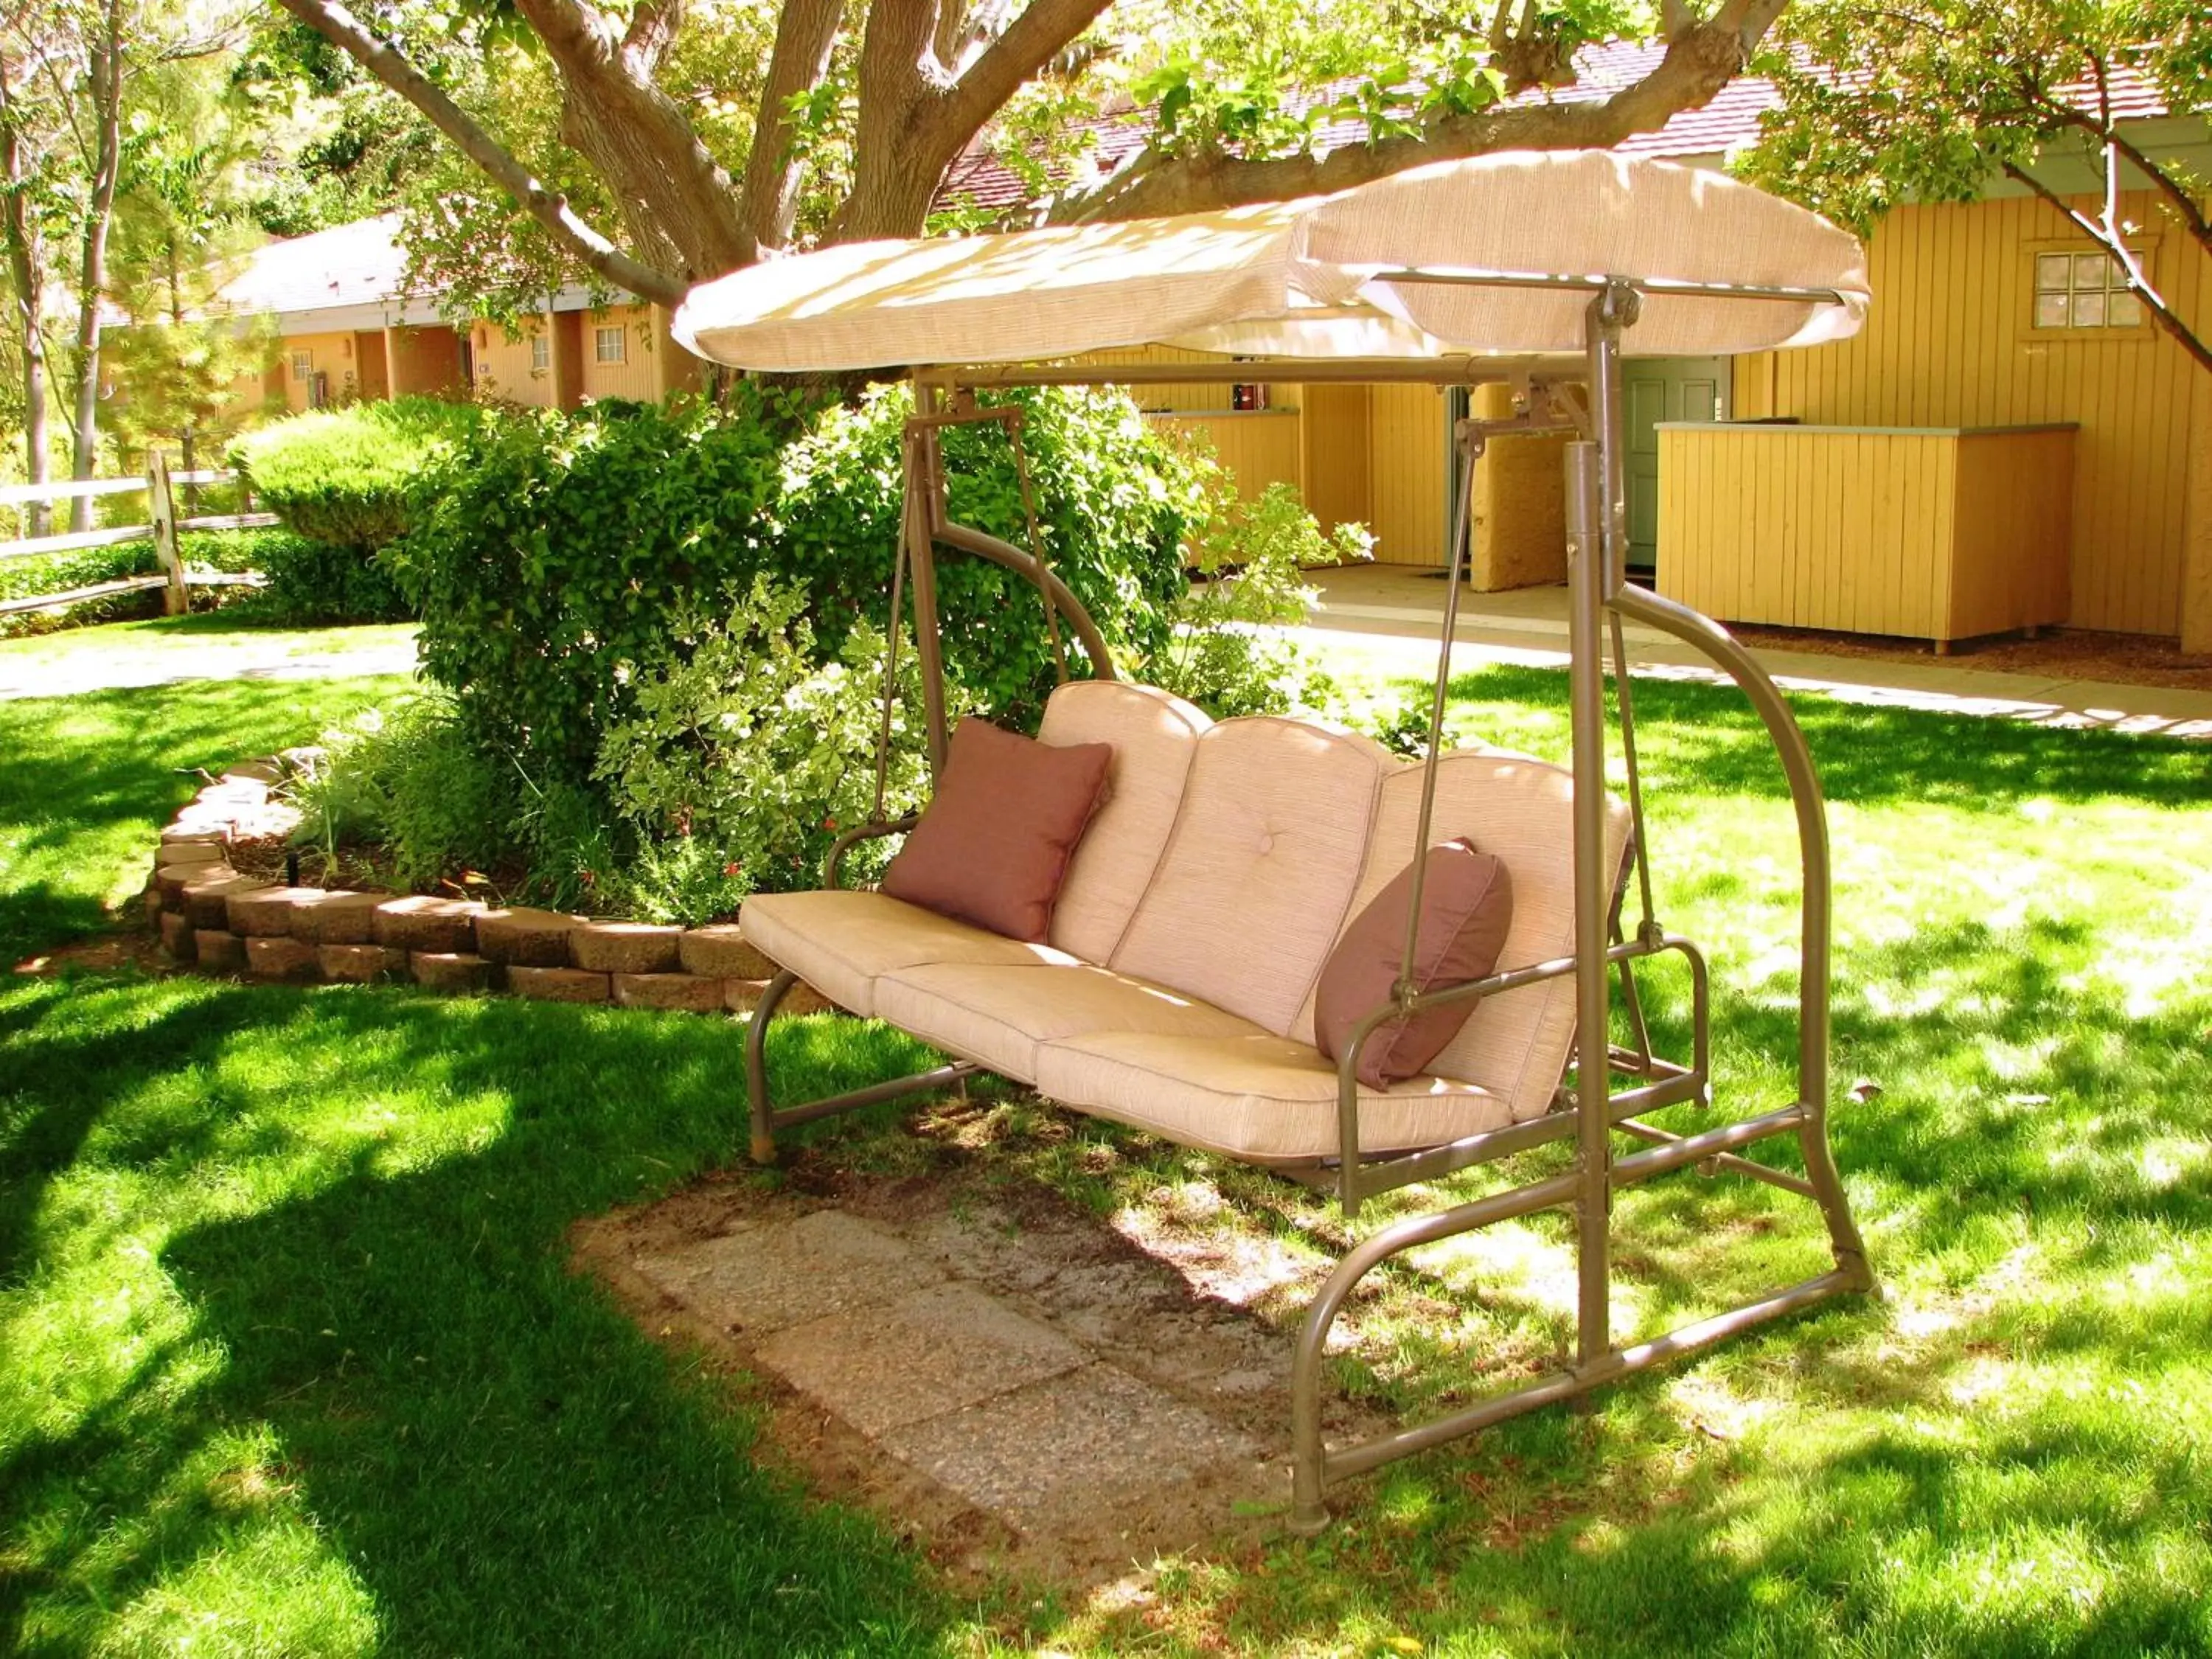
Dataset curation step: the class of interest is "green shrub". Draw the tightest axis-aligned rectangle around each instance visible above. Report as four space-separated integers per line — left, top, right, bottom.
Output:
251 529 411 624
394 383 1197 792
231 397 487 551
0 542 161 636
593 577 958 922
285 693 518 890
1145 479 1368 719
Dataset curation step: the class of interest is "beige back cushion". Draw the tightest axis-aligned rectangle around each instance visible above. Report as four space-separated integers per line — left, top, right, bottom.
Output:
1040 680 1211 964
1112 717 1388 1036
1295 751 1631 1121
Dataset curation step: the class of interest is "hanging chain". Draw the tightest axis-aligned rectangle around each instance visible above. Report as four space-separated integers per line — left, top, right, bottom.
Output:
1005 414 1069 684
1607 605 1662 945
874 430 917 824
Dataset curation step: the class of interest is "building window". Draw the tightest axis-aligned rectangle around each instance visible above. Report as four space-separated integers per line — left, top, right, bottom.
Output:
594 325 627 364
291 349 313 381
531 333 551 372
2033 250 2144 330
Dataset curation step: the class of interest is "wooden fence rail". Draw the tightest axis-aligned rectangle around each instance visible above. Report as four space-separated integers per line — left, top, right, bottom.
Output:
0 457 276 617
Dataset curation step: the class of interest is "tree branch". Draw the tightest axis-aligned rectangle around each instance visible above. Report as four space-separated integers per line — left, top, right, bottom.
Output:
937 0 1115 145
1062 13 1782 223
2005 160 2212 374
270 0 685 306
735 0 843 259
513 0 749 275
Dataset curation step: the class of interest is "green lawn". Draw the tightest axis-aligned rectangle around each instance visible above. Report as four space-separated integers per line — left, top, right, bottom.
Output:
3 644 2209 1655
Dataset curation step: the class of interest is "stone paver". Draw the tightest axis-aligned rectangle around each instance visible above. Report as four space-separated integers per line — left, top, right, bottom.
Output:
569 921 683 974
318 944 409 983
506 965 609 1004
757 1283 1084 1436
181 872 269 930
193 930 246 973
678 924 776 980
880 1364 1257 1532
476 907 582 966
634 1211 944 1337
244 936 320 981
611 972 726 1013
289 890 390 945
371 896 484 953
630 1203 1272 1550
411 951 493 992
228 886 323 938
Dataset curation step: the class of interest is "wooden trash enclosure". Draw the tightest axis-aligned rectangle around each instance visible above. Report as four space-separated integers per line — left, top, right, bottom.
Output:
1655 422 2076 648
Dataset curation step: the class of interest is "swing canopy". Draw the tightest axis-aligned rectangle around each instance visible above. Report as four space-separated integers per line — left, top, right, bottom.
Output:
673 150 1868 372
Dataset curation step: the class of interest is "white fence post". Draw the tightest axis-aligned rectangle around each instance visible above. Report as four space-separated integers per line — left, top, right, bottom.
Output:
148 451 187 616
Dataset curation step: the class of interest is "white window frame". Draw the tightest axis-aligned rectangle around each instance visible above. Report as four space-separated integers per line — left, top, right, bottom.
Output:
291 348 313 382
2031 247 2146 333
531 333 551 372
594 325 627 365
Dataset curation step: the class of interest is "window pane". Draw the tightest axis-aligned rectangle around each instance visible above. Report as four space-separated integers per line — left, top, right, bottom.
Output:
2073 252 2110 289
2034 291 2071 329
2036 253 2072 291
2107 290 2143 327
2072 289 2107 327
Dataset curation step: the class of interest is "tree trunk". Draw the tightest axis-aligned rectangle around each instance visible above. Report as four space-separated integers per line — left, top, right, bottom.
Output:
0 56 49 538
67 0 125 533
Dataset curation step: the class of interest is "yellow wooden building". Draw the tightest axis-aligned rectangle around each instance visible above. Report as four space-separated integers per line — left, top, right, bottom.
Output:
189 84 2212 652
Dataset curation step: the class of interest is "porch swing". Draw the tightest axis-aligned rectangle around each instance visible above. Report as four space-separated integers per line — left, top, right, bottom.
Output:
671 150 1876 1531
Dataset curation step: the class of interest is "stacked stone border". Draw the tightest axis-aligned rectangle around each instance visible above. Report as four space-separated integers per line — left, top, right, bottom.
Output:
146 757 828 1016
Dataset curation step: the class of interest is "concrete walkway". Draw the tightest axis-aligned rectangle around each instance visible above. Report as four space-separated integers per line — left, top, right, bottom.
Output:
1305 566 2212 740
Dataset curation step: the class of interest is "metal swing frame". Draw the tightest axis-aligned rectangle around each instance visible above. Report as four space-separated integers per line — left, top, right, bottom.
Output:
742 275 1874 1530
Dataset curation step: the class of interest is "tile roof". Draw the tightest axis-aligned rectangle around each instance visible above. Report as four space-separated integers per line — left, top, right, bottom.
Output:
209 214 414 319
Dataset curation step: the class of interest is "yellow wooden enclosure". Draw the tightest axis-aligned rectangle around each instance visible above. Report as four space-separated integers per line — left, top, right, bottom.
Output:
1731 190 2211 640
1658 424 2075 644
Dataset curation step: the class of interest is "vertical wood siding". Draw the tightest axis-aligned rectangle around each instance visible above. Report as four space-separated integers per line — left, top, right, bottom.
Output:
473 319 557 407
1365 383 1448 566
1142 411 1303 499
1731 192 2206 636
1660 424 2073 643
580 306 663 401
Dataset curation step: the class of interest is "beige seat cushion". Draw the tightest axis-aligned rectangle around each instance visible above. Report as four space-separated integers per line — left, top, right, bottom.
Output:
873 961 1259 1079
1293 752 1632 1121
739 889 1073 1018
1110 717 1388 1036
1033 1030 1512 1166
1038 680 1211 964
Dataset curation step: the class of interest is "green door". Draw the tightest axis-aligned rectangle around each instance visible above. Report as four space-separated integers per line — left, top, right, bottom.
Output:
1624 357 1728 575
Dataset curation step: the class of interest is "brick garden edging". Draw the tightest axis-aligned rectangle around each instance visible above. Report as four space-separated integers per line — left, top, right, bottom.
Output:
145 757 830 1017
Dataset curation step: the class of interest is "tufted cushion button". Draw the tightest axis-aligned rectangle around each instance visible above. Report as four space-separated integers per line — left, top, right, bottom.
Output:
1258 833 1276 854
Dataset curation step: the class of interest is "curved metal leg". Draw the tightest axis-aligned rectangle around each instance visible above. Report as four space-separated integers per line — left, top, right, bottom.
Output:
1610 584 1872 1287
745 969 799 1164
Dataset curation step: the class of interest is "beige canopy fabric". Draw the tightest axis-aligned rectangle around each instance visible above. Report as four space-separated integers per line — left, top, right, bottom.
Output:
673 150 1869 372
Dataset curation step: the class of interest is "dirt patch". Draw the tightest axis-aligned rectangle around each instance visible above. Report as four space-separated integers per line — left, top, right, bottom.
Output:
1731 622 2212 692
572 1135 1388 1590
12 928 170 978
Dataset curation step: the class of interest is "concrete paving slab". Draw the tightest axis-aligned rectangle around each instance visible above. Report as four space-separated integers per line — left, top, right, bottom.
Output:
881 1363 1258 1534
631 1210 943 1336
757 1282 1084 1436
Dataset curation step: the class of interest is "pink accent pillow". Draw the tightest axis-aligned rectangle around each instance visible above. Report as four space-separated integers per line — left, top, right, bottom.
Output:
1313 839 1515 1089
880 718 1112 942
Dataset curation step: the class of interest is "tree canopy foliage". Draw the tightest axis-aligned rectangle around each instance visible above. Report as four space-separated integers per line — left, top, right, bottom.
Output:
1745 0 2212 369
263 0 1801 308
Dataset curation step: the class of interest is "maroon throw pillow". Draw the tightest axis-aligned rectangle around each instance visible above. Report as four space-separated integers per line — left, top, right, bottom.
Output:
1314 839 1515 1090
880 718 1112 942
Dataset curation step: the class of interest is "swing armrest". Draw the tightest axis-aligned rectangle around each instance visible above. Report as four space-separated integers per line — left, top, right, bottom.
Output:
824 816 918 888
